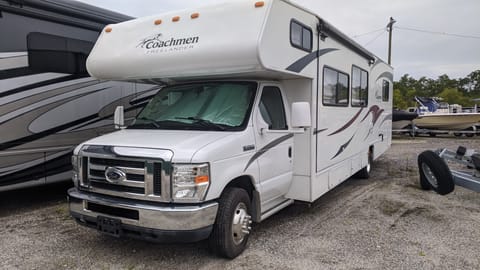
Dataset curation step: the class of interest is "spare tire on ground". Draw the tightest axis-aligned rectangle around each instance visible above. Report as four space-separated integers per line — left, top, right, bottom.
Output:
417 150 455 195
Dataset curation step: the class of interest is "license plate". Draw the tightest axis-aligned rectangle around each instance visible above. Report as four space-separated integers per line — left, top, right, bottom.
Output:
97 216 122 237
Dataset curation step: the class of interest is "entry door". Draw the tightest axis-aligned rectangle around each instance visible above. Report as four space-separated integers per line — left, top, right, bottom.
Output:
254 85 293 211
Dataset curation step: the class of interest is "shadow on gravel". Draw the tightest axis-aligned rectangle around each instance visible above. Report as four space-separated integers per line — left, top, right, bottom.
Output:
0 181 72 217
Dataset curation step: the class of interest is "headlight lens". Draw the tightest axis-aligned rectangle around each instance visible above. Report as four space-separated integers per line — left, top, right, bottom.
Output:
172 163 210 202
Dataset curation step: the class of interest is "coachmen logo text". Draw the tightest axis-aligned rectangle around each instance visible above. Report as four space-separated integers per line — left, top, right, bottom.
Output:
137 33 199 54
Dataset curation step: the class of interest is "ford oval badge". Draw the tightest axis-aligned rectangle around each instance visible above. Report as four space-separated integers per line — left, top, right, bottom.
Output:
105 167 126 183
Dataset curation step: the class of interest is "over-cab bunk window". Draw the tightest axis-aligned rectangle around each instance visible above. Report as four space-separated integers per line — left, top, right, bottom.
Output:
323 67 349 106
351 66 368 107
290 19 312 52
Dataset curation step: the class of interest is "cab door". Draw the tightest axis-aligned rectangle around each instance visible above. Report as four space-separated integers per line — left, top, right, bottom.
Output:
253 84 293 211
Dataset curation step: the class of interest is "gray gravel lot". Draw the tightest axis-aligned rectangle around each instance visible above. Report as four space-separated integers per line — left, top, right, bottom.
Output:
2 135 480 270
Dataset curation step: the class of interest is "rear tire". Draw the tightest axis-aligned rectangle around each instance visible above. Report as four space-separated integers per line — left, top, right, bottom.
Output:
417 150 454 195
354 150 372 179
209 187 252 259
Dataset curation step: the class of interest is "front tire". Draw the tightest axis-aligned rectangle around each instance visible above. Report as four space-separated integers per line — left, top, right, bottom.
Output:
209 187 252 259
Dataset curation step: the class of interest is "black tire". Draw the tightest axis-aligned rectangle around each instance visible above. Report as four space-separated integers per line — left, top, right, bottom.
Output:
465 127 475 137
354 150 372 179
417 150 454 195
209 187 252 259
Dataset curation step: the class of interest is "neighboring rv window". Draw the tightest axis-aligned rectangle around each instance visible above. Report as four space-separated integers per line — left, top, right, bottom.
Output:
323 67 349 106
259 86 287 130
382 80 390 102
351 66 368 107
290 20 312 52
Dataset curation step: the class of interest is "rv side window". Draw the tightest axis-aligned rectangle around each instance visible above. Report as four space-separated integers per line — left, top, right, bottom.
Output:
259 86 288 130
290 20 312 52
351 66 368 107
323 67 349 106
382 80 390 102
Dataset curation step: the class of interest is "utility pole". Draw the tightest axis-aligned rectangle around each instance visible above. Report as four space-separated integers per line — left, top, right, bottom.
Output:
387 17 396 65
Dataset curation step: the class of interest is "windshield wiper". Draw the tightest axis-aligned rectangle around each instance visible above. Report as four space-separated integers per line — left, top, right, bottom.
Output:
134 116 161 128
175 117 227 131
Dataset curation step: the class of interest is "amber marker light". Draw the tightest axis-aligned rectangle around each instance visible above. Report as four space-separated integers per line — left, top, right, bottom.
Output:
154 19 162 25
105 26 112 33
172 16 180 22
195 175 209 184
191 13 200 19
255 1 264 8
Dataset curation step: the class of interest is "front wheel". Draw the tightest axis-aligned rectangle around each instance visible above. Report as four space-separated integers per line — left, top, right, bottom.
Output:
209 187 252 259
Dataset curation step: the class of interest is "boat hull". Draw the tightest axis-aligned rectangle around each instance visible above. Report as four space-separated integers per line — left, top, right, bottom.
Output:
413 113 480 130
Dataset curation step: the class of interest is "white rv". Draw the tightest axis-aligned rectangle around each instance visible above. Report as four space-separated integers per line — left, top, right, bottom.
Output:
0 0 159 191
68 0 393 258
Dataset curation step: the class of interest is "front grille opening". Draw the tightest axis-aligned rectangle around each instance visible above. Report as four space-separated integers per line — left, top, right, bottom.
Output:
87 202 139 220
91 181 145 194
90 158 144 168
153 163 162 195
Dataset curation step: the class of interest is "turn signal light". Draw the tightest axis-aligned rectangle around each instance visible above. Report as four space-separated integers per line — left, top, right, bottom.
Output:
195 175 209 184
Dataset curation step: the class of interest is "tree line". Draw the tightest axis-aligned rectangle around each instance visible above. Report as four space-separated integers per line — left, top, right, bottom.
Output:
393 70 480 109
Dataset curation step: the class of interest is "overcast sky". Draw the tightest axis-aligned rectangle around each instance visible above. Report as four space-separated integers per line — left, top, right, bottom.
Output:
77 0 480 81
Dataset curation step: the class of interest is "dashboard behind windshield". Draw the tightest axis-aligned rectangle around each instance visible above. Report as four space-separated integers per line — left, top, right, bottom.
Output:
129 82 257 131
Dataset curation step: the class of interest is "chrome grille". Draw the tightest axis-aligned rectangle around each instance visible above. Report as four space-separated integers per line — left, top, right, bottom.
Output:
79 153 170 202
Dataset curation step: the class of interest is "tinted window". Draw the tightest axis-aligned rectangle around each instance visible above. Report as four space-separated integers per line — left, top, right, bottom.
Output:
382 80 390 102
259 86 287 130
323 67 349 106
290 20 312 52
352 66 368 107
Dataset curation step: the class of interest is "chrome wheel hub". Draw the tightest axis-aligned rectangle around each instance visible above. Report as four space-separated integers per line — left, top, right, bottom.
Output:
232 202 252 245
422 163 438 188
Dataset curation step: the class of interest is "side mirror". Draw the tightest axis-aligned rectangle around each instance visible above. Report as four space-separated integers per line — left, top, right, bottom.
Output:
291 102 311 128
114 106 125 129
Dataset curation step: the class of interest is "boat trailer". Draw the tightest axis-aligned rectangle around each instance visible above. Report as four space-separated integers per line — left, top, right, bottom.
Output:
418 146 480 195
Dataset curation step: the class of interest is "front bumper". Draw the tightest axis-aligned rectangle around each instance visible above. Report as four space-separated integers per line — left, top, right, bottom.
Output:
68 188 218 242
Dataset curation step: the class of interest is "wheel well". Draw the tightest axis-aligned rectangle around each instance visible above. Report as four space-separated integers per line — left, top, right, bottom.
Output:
225 175 255 199
224 176 260 222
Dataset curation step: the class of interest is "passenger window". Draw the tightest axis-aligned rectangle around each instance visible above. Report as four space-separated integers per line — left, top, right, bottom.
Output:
290 20 312 52
351 66 368 107
259 86 287 130
382 80 390 102
323 67 349 106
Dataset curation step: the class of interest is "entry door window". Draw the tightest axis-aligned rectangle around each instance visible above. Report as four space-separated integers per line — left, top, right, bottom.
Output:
259 86 287 130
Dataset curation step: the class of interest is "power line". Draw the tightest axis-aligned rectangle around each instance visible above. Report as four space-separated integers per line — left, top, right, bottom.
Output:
352 27 385 38
395 26 480 40
364 30 387 46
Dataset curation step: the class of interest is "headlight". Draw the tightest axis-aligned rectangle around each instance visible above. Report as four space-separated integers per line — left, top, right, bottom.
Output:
172 163 210 202
71 155 80 186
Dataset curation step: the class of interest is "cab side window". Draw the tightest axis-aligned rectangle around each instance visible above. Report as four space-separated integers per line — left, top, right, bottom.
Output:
259 86 287 130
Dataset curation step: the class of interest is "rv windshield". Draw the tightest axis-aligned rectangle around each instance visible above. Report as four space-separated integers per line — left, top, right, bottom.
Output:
129 82 257 131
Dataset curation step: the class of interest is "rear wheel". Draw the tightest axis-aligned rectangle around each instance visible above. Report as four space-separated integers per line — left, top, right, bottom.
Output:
209 187 252 259
354 150 373 179
418 150 454 195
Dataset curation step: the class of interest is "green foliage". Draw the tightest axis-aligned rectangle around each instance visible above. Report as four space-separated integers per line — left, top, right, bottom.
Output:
393 70 480 109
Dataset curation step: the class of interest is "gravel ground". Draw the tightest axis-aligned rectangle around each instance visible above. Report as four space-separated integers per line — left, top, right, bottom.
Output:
2 135 480 270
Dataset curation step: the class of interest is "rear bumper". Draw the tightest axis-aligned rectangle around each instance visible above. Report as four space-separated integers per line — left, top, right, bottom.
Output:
68 188 218 242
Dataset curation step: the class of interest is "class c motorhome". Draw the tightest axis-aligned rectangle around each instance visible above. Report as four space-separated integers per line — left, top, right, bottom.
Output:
68 0 393 258
0 0 159 191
